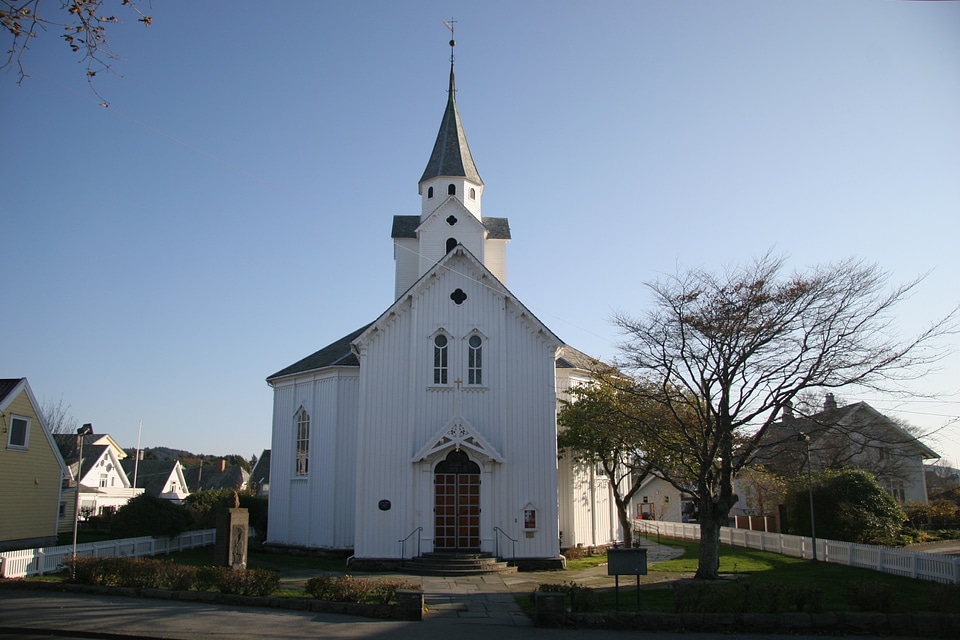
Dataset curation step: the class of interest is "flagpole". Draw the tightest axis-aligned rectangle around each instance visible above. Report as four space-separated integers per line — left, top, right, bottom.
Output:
133 420 142 489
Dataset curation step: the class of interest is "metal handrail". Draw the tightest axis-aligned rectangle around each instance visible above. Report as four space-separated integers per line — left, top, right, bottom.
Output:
492 526 517 566
398 527 422 566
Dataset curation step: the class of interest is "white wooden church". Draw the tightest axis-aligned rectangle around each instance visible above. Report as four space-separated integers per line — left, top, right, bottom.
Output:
265 44 620 568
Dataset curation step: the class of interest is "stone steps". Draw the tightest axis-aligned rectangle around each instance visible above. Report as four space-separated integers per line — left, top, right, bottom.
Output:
401 552 518 576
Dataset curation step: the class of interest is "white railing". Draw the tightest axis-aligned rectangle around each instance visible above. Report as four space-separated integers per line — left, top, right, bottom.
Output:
633 519 960 585
0 529 216 579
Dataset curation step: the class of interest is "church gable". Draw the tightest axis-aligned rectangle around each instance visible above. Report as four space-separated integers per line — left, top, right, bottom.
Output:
413 416 504 464
355 245 560 356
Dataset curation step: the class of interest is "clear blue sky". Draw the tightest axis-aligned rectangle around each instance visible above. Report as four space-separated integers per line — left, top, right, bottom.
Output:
2 1 958 466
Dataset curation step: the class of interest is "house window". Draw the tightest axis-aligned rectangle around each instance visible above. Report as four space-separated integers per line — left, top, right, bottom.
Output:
468 335 482 385
433 335 449 384
428 186 434 198
295 408 310 476
99 474 108 488
448 184 456 195
6 415 29 449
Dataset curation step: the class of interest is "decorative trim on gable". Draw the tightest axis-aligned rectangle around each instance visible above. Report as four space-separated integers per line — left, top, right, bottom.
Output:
413 416 504 464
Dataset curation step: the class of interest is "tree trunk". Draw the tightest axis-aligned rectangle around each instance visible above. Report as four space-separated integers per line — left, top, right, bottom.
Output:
615 495 633 547
695 509 723 580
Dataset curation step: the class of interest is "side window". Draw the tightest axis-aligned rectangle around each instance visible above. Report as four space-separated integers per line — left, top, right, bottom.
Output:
467 335 482 385
428 186 434 198
295 408 310 476
7 415 29 449
470 187 476 199
433 334 449 385
448 183 456 195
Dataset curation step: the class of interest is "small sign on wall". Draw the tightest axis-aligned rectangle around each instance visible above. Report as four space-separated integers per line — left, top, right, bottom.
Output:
378 500 391 511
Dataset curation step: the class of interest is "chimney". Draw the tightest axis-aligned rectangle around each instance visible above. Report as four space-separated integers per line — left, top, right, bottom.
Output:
823 393 837 411
783 400 794 422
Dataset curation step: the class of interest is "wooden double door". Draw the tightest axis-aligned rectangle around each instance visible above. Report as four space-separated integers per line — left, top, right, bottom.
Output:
434 450 480 550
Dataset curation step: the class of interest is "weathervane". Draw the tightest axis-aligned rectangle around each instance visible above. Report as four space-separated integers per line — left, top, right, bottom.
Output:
443 17 457 64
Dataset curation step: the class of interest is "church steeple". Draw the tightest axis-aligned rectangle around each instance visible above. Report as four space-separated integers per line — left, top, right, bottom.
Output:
418 40 483 188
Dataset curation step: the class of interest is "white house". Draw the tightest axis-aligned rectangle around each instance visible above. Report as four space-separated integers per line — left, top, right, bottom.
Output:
121 459 190 503
265 44 616 567
55 433 142 527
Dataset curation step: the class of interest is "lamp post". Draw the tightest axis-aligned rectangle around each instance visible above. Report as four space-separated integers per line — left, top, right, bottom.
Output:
71 423 94 577
798 431 817 562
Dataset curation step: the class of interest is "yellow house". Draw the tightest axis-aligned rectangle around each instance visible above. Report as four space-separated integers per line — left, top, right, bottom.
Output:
0 378 69 551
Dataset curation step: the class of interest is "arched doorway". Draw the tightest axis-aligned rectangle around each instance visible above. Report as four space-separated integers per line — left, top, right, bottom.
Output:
434 449 480 550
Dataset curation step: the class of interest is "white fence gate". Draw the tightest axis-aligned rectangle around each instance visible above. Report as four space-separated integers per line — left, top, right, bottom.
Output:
0 529 215 579
633 519 960 584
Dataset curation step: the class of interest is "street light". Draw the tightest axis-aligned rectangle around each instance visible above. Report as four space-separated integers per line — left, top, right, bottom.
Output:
798 431 817 562
71 423 94 577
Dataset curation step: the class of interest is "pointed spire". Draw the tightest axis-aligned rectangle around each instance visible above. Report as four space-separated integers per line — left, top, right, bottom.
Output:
419 37 483 186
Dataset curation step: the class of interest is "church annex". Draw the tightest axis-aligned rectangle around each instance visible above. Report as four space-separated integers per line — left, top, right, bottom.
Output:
265 42 620 567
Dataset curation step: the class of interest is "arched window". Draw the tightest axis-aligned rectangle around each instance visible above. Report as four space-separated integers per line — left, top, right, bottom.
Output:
470 188 476 199
427 186 434 198
433 334 449 385
468 334 483 385
295 408 310 476
448 184 456 195
446 237 458 253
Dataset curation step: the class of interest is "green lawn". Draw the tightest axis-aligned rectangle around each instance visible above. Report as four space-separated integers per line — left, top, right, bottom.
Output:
554 537 956 614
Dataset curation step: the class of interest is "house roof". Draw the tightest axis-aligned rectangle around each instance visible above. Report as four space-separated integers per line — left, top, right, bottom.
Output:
120 459 182 497
54 434 113 481
759 399 940 462
391 215 511 240
418 62 483 186
0 378 23 404
183 465 249 493
250 450 271 485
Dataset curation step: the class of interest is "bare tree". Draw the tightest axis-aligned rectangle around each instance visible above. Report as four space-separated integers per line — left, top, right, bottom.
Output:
40 394 78 435
1 0 152 101
614 254 956 579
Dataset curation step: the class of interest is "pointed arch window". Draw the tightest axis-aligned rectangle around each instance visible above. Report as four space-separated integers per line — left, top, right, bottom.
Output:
448 184 456 196
467 334 483 385
295 408 310 476
470 188 476 200
428 186 434 198
433 334 449 385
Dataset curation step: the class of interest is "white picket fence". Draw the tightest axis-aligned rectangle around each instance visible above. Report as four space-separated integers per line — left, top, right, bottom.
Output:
633 519 960 584
0 529 215 579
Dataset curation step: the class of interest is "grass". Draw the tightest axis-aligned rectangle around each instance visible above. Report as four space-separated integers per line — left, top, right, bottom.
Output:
549 536 956 614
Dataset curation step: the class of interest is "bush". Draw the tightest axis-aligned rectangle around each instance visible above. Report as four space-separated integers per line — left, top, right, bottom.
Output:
536 581 598 612
845 580 896 613
64 557 276 596
783 469 905 545
672 580 824 614
305 575 376 603
66 557 197 590
209 567 280 597
109 494 193 539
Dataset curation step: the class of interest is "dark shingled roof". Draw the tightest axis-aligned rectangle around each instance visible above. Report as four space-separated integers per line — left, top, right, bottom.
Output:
267 324 371 381
54 434 109 482
418 64 483 185
250 450 270 485
120 459 179 497
391 215 511 240
0 378 24 404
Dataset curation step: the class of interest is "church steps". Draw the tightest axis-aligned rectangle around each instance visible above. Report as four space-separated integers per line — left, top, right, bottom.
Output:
400 552 517 576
